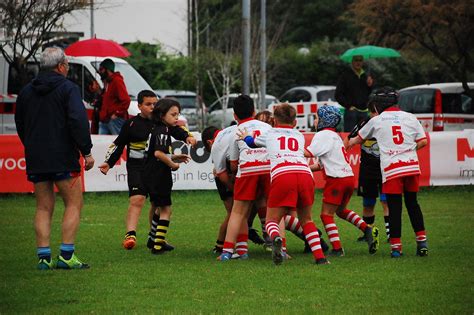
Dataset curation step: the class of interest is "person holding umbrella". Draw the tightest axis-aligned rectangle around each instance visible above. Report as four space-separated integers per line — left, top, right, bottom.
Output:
98 58 131 135
335 55 374 132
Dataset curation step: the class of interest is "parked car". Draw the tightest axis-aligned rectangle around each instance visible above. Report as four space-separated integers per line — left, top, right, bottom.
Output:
398 82 474 131
154 90 205 131
279 85 344 131
206 93 278 128
279 85 339 103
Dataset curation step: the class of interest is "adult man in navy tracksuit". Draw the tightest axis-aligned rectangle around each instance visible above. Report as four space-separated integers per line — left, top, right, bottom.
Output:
15 47 94 270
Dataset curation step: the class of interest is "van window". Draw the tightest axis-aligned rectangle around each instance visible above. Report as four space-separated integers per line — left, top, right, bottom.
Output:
317 89 336 102
442 93 473 114
67 63 97 104
398 89 434 113
292 90 311 102
7 63 40 94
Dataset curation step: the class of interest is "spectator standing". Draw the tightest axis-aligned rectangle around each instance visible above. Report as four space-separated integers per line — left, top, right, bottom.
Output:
335 55 374 132
98 58 131 135
15 47 95 270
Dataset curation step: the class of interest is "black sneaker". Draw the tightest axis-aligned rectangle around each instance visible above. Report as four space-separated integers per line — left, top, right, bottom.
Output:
248 228 265 245
416 242 428 257
162 242 175 251
272 236 283 265
329 248 345 257
365 226 379 254
212 245 223 254
315 258 330 265
146 238 154 249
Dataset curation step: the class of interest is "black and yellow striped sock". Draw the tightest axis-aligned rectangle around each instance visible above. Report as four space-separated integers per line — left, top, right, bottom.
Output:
154 219 170 250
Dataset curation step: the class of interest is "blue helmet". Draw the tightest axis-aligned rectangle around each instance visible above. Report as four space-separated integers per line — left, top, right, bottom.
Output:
317 105 341 131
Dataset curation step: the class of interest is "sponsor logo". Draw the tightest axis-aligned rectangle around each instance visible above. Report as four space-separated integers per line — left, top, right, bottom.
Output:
0 158 26 171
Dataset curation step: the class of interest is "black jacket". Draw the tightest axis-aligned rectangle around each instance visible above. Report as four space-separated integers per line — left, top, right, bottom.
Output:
15 71 92 175
335 68 372 110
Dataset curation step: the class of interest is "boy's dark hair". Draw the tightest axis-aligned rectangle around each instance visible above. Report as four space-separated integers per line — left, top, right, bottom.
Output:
368 86 399 114
233 94 254 120
202 126 220 152
273 103 295 125
137 90 157 104
152 98 181 123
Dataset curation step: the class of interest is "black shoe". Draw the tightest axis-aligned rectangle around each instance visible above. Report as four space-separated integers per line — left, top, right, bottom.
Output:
315 258 330 265
365 226 379 255
212 246 223 254
303 241 312 253
328 248 345 257
272 237 283 265
146 238 154 249
416 242 428 257
248 228 265 245
162 242 175 251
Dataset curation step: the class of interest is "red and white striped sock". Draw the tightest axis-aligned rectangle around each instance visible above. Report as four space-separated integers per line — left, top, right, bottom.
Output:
390 237 402 252
321 214 342 250
337 209 368 232
415 230 427 243
284 215 305 239
265 220 280 240
303 222 325 260
235 234 248 256
222 241 234 255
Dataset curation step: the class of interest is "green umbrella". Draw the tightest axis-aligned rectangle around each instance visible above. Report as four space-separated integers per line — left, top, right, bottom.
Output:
340 45 401 63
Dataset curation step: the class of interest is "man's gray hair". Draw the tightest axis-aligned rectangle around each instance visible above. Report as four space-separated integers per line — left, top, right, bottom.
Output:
40 47 67 71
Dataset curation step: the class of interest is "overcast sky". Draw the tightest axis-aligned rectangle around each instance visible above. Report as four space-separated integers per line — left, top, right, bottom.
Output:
64 0 188 55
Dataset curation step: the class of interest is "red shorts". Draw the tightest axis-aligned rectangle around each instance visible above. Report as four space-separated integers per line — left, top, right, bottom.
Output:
267 173 315 208
382 175 420 194
234 173 271 201
323 176 355 206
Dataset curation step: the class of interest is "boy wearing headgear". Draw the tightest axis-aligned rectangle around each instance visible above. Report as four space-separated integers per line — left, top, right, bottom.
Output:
347 87 428 258
305 105 379 257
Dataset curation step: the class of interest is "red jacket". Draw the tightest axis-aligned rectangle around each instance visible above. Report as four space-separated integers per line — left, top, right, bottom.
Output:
99 72 131 122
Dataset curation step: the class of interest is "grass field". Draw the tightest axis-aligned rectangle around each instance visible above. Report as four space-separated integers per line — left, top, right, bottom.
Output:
1 186 473 314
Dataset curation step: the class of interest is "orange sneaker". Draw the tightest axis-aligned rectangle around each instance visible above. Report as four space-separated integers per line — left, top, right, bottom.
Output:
123 235 136 250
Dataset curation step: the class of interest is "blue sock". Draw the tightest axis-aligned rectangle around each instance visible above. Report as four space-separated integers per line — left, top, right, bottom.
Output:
37 247 51 261
60 243 75 260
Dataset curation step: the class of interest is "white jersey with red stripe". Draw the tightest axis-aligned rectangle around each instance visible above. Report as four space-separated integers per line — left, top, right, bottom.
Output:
306 129 354 178
210 125 237 175
358 107 427 182
254 126 312 181
229 118 271 177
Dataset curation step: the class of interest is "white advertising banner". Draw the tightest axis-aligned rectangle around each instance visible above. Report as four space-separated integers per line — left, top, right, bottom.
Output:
83 134 215 191
429 129 474 186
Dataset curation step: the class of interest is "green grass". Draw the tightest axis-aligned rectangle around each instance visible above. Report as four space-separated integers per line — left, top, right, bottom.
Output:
1 187 473 314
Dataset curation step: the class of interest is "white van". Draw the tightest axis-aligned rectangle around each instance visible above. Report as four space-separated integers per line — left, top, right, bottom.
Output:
0 56 153 134
398 83 474 131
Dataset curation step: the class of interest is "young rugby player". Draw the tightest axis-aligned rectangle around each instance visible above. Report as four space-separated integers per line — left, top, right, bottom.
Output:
238 103 329 265
347 87 428 258
305 105 379 256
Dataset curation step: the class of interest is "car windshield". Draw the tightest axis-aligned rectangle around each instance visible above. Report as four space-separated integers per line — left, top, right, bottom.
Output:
92 61 152 100
317 89 336 102
399 89 434 113
167 96 196 109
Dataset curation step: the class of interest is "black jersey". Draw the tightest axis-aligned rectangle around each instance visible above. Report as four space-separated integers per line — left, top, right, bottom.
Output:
356 117 382 182
142 121 192 197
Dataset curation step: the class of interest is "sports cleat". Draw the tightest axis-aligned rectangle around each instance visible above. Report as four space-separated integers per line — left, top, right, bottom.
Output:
37 258 54 270
303 241 311 253
248 228 265 245
416 242 428 257
56 254 90 269
231 253 249 260
263 232 273 252
212 245 223 254
162 242 175 252
365 226 380 254
272 236 284 265
391 250 403 258
328 248 345 257
315 258 330 265
146 238 154 249
217 252 233 261
123 235 137 250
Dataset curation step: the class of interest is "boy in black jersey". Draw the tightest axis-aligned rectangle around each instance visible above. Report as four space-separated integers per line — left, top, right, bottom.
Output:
99 91 195 250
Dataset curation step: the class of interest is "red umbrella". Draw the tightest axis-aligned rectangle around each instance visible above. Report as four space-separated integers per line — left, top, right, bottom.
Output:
65 37 131 57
